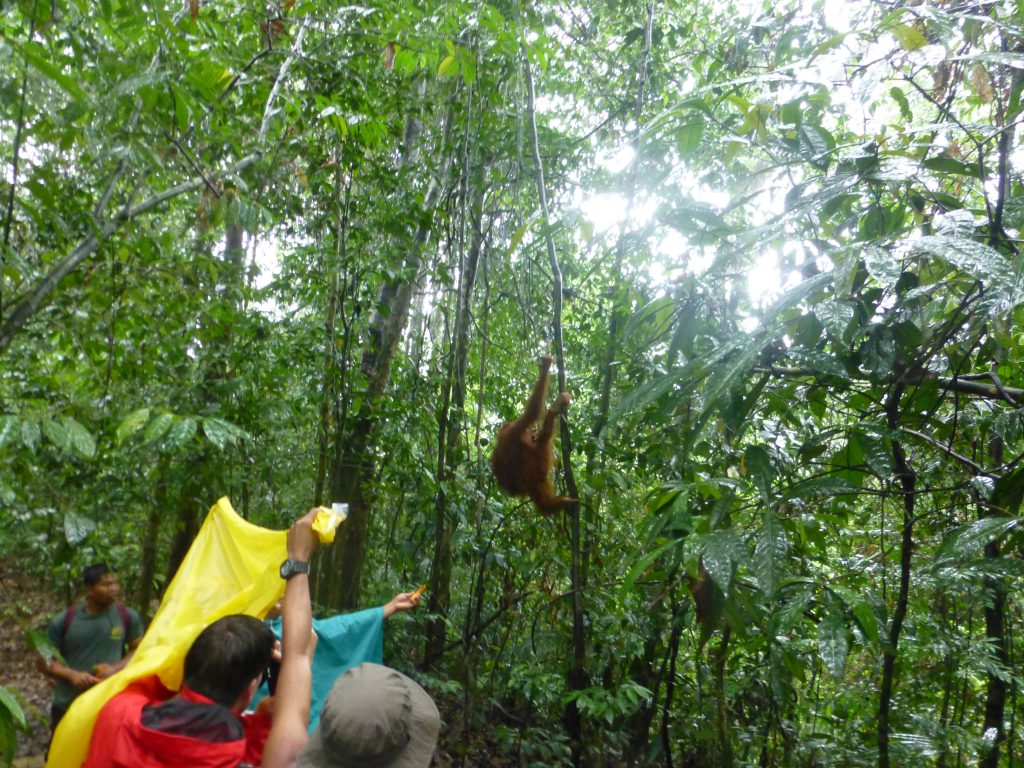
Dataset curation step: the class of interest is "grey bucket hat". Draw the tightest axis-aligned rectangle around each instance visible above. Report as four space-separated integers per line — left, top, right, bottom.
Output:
297 662 440 768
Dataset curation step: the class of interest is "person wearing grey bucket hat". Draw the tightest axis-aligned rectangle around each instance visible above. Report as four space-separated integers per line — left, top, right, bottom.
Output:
297 662 440 768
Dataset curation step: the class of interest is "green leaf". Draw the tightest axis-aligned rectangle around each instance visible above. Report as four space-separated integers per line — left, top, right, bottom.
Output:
862 245 901 289
166 417 198 449
0 688 26 731
201 417 249 450
831 587 882 647
753 511 788 598
620 538 679 595
817 609 848 678
702 530 741 592
854 431 892 477
743 445 774 502
63 510 96 545
677 117 704 154
21 419 41 452
890 23 928 51
63 418 97 458
143 412 175 444
910 235 1021 304
438 54 456 76
923 156 983 178
14 41 88 101
934 517 1024 564
42 419 70 451
991 464 1024 515
890 87 912 121
0 416 17 448
768 588 812 635
116 408 151 446
782 476 857 500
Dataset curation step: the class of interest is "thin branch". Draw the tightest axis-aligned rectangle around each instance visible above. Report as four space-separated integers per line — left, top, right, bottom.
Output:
903 427 989 476
763 365 1024 403
0 152 261 353
259 16 310 145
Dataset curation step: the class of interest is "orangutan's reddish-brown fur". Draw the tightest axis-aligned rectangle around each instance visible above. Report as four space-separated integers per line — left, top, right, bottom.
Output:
491 355 576 514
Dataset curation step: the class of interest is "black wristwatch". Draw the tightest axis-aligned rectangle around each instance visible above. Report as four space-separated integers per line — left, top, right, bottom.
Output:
279 559 310 580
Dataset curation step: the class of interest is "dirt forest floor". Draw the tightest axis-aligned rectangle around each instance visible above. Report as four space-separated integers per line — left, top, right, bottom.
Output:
0 561 62 767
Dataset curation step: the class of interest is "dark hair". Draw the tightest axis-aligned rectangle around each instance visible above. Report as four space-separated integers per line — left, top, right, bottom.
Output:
183 615 275 708
82 563 111 586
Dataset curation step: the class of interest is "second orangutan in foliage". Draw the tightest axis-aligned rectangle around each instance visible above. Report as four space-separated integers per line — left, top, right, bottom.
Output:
491 355 577 514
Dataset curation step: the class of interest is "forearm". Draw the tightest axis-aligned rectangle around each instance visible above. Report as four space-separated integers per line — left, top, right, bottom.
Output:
263 573 312 767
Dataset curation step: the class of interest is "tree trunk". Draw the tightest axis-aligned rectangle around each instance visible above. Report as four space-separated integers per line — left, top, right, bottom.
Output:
318 99 455 611
425 158 486 665
980 436 1009 768
878 383 915 768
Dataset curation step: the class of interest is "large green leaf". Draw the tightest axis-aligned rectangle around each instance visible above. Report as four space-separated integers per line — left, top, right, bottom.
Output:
0 416 18 448
21 419 41 453
165 418 198 449
817 609 848 679
910 235 1022 306
63 418 97 458
116 408 151 446
13 41 89 101
42 419 70 451
702 530 743 592
201 417 250 450
63 510 96 545
143 412 175 444
934 517 1024 565
753 511 788 598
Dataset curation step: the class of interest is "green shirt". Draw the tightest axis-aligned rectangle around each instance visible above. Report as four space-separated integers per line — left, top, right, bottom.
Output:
46 603 144 708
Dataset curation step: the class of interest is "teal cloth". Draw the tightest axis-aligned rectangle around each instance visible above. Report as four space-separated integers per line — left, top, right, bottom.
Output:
252 606 384 732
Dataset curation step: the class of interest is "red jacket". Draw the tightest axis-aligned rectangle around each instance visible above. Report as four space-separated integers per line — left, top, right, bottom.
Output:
82 675 271 768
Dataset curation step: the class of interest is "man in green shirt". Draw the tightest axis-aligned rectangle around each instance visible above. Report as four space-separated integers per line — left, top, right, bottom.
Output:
38 563 145 732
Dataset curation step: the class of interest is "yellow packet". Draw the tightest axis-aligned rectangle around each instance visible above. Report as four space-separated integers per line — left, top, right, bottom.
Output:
313 503 348 543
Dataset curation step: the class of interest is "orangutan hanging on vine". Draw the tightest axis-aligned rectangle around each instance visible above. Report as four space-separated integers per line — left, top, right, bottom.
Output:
490 355 577 514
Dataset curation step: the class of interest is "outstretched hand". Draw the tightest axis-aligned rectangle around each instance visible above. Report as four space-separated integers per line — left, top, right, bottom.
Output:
383 589 423 619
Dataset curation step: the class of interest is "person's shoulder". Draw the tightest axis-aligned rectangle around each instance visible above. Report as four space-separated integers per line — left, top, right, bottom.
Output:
46 605 74 631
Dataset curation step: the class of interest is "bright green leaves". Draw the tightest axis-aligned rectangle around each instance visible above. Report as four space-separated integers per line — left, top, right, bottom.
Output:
0 414 95 457
910 236 1024 310
63 509 96 545
116 408 247 452
12 40 89 102
201 416 250 450
0 686 29 767
116 408 151 445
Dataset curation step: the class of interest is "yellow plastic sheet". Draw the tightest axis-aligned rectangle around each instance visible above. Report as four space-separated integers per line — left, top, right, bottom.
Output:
46 497 288 768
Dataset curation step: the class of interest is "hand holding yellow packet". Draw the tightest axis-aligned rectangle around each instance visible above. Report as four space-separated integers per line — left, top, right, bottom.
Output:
312 503 348 543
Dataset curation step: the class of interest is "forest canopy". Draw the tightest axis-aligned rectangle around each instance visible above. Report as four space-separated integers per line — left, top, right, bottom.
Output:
3 0 1024 765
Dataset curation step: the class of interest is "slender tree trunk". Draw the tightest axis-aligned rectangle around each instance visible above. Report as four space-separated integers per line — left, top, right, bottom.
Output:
138 461 168 622
712 627 734 767
314 166 350 506
425 158 486 664
319 99 454 611
878 383 915 768
980 436 1009 768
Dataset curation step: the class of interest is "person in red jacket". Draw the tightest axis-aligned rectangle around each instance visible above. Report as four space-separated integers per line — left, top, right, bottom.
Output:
83 509 319 768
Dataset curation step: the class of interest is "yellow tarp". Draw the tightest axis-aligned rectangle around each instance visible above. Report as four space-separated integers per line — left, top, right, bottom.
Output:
46 497 288 768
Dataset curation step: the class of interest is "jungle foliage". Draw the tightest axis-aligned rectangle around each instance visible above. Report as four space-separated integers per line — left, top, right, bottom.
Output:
3 0 1024 765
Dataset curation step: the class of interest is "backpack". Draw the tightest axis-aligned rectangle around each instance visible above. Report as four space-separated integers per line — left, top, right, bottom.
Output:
61 603 132 654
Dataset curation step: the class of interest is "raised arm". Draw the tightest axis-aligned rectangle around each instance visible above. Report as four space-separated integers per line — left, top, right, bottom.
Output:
261 508 319 768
